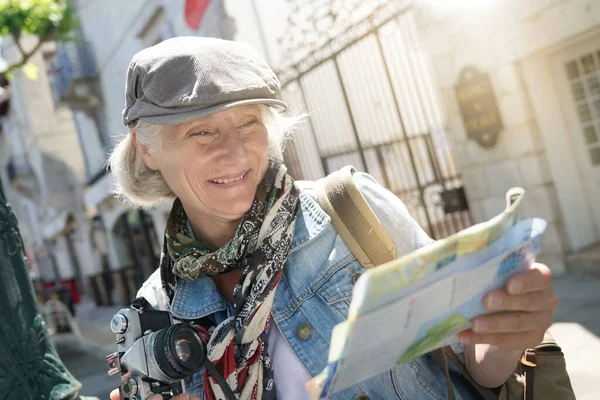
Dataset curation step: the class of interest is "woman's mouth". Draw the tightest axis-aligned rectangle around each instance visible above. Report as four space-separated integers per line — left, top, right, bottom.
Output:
209 171 248 184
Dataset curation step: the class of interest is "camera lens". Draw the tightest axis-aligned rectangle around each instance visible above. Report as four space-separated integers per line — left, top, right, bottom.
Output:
153 324 206 380
175 338 192 363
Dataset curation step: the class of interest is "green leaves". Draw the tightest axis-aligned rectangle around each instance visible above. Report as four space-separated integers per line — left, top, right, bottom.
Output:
0 0 79 77
0 0 78 39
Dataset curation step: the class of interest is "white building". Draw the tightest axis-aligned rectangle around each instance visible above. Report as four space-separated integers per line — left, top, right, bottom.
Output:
416 0 600 273
0 36 102 303
72 0 599 290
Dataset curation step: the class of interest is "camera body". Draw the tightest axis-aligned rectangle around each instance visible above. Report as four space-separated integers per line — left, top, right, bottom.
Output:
106 297 206 400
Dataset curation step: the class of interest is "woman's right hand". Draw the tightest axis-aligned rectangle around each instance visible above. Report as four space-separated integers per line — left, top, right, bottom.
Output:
109 388 200 400
109 388 119 400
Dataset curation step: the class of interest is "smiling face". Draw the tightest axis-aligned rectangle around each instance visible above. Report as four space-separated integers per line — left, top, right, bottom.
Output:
138 105 270 227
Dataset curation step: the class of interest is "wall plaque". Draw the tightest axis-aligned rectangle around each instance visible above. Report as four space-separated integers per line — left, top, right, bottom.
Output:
455 67 503 148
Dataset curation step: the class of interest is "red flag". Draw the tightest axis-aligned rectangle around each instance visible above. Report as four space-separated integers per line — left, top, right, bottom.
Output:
184 0 211 30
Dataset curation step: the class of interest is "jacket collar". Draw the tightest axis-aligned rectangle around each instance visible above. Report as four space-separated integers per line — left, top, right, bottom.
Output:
169 187 330 320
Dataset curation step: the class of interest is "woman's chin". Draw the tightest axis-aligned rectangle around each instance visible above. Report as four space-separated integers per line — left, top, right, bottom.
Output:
217 197 255 218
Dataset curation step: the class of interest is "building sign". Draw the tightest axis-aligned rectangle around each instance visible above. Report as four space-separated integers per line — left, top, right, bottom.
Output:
455 67 503 148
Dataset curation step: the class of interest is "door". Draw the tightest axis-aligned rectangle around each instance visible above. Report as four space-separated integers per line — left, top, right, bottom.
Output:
552 36 600 241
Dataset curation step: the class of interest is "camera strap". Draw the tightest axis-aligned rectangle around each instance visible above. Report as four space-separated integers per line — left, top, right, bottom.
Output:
204 361 237 400
131 296 155 311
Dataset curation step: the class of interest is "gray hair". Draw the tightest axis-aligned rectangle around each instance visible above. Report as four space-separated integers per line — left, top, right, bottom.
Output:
109 105 301 208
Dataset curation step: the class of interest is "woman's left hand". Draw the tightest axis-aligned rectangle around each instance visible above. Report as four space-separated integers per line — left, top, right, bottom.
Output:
459 262 558 349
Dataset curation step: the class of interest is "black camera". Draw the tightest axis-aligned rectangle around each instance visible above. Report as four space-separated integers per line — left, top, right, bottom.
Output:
106 297 207 400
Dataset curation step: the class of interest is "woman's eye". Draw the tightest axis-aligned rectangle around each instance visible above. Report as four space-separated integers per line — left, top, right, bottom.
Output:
241 119 258 127
190 131 210 137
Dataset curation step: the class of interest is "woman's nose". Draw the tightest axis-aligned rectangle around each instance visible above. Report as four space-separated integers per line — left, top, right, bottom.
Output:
215 131 248 162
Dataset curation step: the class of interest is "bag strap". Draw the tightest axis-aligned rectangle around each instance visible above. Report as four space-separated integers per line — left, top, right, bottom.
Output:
439 331 562 400
431 348 457 400
315 166 396 268
442 347 499 400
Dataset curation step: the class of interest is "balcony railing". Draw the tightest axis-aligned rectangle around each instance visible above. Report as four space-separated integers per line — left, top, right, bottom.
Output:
52 40 99 109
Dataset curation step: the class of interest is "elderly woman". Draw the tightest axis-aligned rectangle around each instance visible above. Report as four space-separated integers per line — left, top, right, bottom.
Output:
109 37 557 400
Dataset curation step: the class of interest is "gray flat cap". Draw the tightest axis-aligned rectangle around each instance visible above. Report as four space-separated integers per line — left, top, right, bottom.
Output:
122 36 287 127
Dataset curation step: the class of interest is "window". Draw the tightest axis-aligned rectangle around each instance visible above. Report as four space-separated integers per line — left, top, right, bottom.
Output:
565 50 600 166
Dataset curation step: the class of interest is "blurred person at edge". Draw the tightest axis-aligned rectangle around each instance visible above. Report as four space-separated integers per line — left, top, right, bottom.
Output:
109 37 557 400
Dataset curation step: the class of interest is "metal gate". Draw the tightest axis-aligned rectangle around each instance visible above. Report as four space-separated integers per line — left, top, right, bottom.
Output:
277 0 472 239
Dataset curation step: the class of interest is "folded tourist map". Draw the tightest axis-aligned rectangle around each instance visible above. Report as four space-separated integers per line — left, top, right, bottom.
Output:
306 187 548 398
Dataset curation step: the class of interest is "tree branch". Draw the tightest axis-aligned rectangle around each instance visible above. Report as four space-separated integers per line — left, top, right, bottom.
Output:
1 34 57 76
13 34 26 59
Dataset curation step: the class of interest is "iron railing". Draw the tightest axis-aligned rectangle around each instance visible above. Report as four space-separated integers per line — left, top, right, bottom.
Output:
279 3 472 240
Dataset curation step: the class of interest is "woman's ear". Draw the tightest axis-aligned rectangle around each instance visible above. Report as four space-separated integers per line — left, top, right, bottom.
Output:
131 131 160 171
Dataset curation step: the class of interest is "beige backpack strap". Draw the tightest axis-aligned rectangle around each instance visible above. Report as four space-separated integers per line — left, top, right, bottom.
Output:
315 166 396 268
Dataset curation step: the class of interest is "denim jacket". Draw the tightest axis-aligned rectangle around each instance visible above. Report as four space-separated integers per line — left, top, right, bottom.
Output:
138 173 476 400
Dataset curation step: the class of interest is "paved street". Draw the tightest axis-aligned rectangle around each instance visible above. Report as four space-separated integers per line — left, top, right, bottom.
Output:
53 337 120 400
52 302 122 400
53 272 600 399
549 272 600 400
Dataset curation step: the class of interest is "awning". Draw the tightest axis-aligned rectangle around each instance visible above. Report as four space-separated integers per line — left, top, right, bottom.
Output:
83 173 116 208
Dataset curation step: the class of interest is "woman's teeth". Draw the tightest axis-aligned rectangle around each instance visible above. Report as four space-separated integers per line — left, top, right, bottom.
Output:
211 173 245 184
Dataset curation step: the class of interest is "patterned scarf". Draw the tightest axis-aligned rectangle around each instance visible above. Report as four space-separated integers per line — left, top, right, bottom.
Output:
160 161 300 400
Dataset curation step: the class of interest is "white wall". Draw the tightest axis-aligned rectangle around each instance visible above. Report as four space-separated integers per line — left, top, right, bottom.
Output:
76 0 212 149
9 39 86 183
70 222 102 276
73 110 106 174
52 235 75 280
77 0 154 147
223 0 287 67
417 0 600 272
